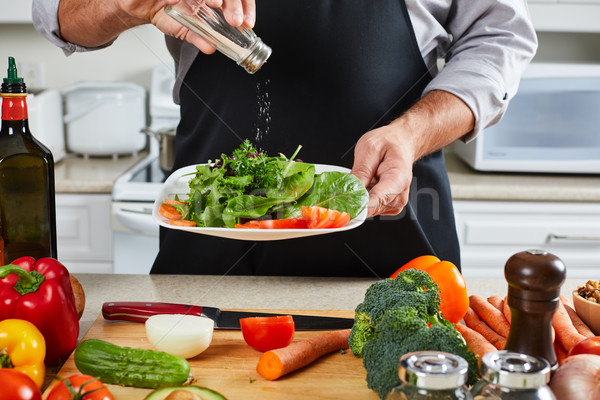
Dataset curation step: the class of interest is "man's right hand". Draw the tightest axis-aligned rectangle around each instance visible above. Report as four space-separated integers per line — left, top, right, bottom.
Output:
58 0 256 54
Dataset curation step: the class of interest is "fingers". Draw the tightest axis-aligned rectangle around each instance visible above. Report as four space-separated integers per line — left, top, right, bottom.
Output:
221 0 254 27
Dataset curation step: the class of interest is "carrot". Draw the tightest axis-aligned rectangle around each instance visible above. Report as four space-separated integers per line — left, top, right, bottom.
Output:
455 323 497 363
159 203 182 220
487 296 504 312
469 295 511 338
170 219 196 227
502 296 512 325
463 307 506 350
552 299 588 352
561 296 595 338
256 329 351 381
554 341 568 366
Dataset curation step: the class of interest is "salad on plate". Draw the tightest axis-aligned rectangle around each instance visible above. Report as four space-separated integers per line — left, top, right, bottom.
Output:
156 140 369 234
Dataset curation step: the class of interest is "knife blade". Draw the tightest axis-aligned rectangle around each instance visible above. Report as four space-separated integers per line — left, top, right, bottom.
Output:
102 301 355 330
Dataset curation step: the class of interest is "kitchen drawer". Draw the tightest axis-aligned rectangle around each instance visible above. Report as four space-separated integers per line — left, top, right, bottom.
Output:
454 200 600 279
56 193 113 273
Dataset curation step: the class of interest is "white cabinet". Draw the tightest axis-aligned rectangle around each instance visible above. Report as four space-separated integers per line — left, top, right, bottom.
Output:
56 193 113 273
0 0 32 23
528 0 600 32
454 201 600 279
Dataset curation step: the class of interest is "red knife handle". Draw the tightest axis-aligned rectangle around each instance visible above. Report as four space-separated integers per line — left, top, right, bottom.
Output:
102 301 205 323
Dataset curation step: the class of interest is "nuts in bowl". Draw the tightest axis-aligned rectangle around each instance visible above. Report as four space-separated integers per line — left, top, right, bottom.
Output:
573 280 600 335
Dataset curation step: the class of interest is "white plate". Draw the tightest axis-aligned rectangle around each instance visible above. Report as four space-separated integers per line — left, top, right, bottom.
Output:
153 164 368 241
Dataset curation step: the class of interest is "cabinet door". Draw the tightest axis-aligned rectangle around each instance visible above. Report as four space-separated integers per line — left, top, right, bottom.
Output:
454 201 600 278
56 194 112 273
0 0 32 23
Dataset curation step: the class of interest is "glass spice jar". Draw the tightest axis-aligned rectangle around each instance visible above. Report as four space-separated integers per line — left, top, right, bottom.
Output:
470 351 556 400
386 351 473 400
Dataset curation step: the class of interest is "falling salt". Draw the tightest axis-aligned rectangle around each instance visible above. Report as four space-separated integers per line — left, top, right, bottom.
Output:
253 78 271 144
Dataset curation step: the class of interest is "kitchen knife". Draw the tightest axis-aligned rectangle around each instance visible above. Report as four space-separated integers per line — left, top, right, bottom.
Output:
102 301 355 330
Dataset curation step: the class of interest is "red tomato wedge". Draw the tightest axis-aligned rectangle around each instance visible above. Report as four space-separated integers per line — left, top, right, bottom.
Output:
235 218 307 229
301 206 351 229
159 203 183 220
170 219 196 227
240 315 295 352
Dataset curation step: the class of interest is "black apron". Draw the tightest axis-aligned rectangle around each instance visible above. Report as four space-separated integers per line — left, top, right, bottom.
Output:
152 0 460 277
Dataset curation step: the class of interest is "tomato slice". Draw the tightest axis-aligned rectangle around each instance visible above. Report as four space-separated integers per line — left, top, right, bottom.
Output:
240 315 295 352
159 203 183 220
301 206 351 229
258 218 307 229
170 219 196 227
235 220 261 229
163 198 187 205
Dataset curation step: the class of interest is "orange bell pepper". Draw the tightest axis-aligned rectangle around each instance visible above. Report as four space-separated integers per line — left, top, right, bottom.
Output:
390 255 469 324
0 318 46 389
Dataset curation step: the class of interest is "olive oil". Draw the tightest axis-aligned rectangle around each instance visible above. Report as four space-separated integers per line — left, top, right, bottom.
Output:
0 57 57 263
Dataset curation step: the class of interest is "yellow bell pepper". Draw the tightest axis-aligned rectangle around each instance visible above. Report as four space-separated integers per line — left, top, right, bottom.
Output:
0 318 46 389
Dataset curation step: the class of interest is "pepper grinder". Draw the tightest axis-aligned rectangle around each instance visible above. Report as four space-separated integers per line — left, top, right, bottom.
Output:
504 250 566 372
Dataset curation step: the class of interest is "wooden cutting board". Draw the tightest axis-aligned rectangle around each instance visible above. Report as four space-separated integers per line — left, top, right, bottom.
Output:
43 310 379 400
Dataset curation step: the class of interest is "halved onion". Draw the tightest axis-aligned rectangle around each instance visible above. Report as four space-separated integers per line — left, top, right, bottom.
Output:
145 314 214 359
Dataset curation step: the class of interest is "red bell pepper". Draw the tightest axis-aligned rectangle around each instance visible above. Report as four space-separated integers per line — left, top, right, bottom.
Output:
0 257 79 365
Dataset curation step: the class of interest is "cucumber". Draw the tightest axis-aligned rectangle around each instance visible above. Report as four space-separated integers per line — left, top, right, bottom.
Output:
74 338 191 389
144 386 227 400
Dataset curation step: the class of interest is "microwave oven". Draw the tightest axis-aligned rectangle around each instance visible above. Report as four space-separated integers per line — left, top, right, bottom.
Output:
453 64 600 174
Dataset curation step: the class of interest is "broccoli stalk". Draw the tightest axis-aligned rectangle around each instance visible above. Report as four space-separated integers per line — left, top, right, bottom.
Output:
348 269 479 399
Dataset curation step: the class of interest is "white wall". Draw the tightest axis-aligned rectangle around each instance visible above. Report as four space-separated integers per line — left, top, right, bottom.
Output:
0 23 172 91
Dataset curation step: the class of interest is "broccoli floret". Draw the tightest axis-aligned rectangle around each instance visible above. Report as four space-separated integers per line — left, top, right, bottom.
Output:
362 308 480 399
348 270 441 356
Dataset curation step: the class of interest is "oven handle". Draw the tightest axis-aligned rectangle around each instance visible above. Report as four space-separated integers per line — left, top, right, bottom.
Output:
114 206 160 236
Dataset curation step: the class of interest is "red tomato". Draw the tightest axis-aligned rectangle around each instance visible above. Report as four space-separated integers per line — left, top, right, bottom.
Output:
46 374 113 400
567 336 600 357
240 315 295 352
301 206 351 229
258 218 307 229
0 369 42 400
158 203 183 220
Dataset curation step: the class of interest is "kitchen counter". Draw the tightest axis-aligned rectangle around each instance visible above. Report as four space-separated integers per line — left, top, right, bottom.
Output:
55 152 148 193
445 150 600 202
52 148 600 201
73 273 585 341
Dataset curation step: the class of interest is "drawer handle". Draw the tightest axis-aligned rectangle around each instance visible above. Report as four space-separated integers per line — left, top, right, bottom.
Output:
548 234 600 242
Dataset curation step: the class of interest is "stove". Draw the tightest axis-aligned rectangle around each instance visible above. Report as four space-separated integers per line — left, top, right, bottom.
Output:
110 64 179 274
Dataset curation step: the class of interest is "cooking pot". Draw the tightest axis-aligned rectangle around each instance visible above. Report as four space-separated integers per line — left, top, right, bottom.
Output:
142 127 176 173
62 82 147 157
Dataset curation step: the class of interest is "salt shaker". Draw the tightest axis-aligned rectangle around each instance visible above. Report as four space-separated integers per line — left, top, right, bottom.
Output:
503 250 566 371
386 352 473 400
470 351 556 400
164 0 272 73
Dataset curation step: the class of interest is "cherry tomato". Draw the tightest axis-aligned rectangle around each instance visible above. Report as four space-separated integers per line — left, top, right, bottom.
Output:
0 369 42 400
567 336 600 357
46 374 113 400
301 206 351 229
240 315 295 352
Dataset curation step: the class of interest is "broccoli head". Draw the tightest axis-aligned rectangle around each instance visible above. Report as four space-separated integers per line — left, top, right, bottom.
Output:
361 307 480 399
348 270 441 357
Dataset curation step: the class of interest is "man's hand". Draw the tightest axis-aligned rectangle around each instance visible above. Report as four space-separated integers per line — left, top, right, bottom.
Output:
59 0 256 54
351 90 475 218
351 122 415 217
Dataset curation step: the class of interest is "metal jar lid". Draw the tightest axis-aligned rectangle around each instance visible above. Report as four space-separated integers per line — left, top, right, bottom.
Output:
480 351 552 389
398 351 469 390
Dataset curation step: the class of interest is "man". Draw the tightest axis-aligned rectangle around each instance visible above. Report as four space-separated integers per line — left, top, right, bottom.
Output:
33 0 537 277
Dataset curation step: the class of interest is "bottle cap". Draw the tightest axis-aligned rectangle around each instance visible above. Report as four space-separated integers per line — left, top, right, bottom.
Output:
2 57 26 94
480 351 551 389
398 351 469 390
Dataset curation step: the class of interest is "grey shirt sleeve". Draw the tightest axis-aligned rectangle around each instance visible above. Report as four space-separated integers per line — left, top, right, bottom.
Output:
408 0 538 140
32 0 116 56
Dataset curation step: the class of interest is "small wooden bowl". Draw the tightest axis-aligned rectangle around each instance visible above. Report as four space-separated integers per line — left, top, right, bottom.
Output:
573 290 600 336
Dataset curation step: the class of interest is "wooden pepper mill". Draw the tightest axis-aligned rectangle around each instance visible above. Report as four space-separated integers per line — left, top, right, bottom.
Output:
504 249 566 372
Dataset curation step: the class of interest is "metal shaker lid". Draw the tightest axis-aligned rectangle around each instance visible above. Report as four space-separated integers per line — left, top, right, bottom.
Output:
480 351 552 389
398 351 469 390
